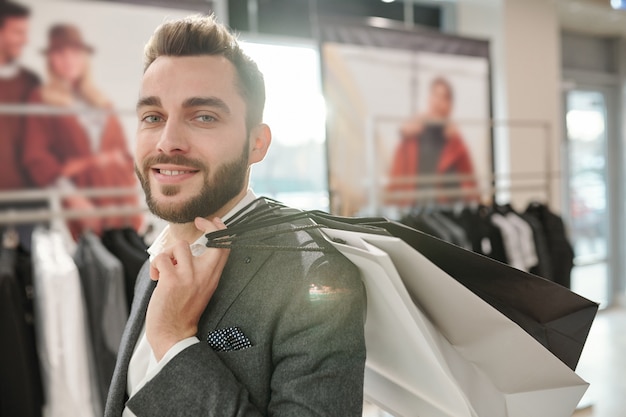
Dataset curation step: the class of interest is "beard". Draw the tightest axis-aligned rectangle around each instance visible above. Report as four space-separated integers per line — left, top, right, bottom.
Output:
135 147 249 224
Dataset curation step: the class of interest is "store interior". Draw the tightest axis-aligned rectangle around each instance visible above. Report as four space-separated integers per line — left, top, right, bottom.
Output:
2 0 626 416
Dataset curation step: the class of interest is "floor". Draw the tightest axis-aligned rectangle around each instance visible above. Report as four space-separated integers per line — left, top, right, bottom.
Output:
572 307 626 417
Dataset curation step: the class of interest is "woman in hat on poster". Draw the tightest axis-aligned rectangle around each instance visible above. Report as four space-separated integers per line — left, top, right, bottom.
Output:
22 23 141 236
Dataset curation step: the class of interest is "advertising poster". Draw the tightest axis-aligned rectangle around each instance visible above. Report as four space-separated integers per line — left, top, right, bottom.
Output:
320 20 492 217
0 0 197 235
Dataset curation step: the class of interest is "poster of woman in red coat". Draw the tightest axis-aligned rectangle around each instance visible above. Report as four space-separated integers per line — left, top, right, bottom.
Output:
22 24 141 236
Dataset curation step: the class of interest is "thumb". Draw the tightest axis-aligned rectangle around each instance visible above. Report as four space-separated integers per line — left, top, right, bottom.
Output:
149 263 160 281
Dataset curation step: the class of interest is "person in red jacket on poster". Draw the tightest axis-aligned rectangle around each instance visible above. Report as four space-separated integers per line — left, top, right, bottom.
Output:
22 24 141 236
0 1 39 191
387 76 477 205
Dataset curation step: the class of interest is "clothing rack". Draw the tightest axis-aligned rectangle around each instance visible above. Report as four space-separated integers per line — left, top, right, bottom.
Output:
0 187 147 225
0 104 136 117
364 116 556 216
383 181 552 204
0 186 139 202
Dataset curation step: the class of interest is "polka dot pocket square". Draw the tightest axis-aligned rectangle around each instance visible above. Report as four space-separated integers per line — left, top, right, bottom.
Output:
207 326 253 352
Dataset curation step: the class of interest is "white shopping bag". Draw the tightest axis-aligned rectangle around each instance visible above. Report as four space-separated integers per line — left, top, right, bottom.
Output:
322 228 588 417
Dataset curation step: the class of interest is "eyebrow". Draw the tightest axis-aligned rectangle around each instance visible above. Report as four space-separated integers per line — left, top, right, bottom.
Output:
136 96 161 110
136 95 232 115
182 96 231 115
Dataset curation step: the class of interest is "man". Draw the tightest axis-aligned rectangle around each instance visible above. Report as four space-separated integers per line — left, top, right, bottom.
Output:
0 1 39 191
105 15 366 417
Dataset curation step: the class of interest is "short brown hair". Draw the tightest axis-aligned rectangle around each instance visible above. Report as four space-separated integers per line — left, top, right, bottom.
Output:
144 15 265 130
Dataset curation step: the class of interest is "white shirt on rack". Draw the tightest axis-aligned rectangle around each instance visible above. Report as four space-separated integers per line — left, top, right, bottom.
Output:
122 190 257 417
32 228 99 417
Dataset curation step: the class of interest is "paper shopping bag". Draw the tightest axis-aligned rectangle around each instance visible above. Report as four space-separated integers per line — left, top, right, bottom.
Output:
321 228 589 417
365 220 598 371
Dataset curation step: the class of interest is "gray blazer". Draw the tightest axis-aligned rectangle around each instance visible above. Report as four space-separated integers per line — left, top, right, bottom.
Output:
104 220 367 417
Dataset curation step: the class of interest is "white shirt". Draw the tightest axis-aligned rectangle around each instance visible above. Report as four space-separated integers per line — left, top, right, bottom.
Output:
123 190 257 417
32 228 99 417
0 62 20 79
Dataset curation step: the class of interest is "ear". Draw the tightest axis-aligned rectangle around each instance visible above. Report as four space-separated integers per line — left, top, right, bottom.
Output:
248 123 272 165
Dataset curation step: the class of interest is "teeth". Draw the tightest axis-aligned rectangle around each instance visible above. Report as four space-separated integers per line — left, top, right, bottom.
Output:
160 169 190 176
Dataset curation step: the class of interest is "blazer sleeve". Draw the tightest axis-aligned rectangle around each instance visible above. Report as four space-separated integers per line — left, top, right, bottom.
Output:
125 251 366 417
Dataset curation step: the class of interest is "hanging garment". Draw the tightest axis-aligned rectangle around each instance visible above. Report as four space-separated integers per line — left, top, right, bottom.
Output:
490 213 526 270
402 212 453 243
0 233 43 417
522 213 554 280
75 232 129 412
122 228 148 253
454 206 508 263
32 228 97 417
525 203 575 288
101 229 148 309
505 212 539 272
431 211 472 250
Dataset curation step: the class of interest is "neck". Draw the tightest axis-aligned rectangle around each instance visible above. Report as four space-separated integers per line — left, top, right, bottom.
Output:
167 186 249 244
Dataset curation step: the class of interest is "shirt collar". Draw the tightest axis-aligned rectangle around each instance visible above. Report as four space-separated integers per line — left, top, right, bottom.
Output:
147 189 257 261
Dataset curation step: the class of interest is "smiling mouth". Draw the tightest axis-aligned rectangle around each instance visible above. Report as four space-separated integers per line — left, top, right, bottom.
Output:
156 169 197 176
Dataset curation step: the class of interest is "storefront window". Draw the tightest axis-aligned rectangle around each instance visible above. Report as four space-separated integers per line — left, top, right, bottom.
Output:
565 90 609 305
241 41 329 210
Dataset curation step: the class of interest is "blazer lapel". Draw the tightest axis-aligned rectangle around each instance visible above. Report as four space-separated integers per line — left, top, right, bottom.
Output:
105 262 155 416
198 247 274 336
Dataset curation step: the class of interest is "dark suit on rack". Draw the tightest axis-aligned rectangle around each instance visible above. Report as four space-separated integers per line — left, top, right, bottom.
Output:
105 218 367 417
0 244 43 417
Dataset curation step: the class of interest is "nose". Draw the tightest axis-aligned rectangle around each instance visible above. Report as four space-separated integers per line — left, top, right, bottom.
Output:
157 118 190 154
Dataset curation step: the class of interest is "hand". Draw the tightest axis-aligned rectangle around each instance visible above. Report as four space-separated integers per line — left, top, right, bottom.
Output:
400 115 425 138
64 195 102 235
146 217 230 360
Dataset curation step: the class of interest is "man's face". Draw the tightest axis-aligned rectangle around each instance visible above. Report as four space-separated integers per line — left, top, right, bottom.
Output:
0 17 29 62
135 55 253 223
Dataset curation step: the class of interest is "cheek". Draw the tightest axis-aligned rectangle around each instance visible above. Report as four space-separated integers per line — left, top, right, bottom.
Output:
69 57 84 76
134 135 152 165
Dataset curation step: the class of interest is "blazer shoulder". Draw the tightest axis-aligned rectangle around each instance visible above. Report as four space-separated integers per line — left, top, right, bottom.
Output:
261 219 361 290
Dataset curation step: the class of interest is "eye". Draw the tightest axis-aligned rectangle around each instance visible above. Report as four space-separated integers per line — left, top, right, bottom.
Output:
195 114 216 123
142 114 163 123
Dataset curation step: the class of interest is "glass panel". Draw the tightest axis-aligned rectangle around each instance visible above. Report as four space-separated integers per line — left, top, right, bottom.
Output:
240 41 329 211
565 90 609 305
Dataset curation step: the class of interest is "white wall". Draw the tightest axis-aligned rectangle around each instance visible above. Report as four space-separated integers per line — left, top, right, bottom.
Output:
457 0 563 212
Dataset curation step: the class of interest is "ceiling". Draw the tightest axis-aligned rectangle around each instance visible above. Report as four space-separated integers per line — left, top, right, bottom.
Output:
556 0 626 37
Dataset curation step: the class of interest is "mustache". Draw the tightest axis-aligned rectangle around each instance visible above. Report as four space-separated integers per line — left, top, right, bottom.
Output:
141 154 206 172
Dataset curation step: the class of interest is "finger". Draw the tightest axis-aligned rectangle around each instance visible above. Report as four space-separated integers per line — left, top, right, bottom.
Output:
194 216 226 234
168 241 194 278
195 241 231 274
150 264 160 281
152 252 176 278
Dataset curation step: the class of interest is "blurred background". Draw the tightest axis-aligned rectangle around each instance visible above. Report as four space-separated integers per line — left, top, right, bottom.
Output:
2 0 626 416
